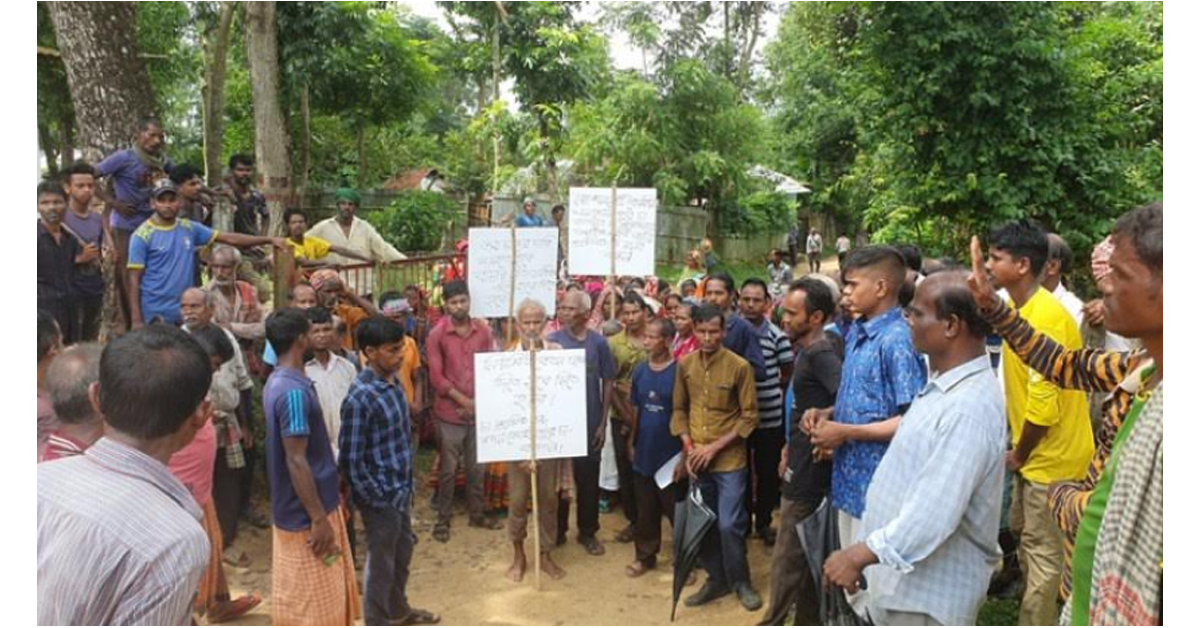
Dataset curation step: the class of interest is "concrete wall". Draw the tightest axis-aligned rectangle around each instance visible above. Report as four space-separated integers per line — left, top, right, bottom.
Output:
657 205 709 265
715 232 789 264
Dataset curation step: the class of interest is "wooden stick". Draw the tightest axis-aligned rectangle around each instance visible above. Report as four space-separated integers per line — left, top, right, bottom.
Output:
528 346 541 591
508 225 517 347
609 185 618 320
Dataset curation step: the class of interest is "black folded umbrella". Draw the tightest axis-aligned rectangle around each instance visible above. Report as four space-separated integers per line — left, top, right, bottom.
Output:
797 498 871 626
671 484 716 622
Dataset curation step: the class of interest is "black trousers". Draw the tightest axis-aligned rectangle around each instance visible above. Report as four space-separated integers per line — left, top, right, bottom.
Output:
559 454 602 540
747 425 785 533
212 447 244 547
614 424 638 527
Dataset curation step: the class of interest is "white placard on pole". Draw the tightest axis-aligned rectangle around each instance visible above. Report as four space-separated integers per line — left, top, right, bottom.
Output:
475 349 588 464
567 187 657 277
468 227 560 319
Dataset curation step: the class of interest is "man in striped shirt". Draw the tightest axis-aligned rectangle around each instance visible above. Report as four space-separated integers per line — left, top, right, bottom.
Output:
739 278 795 546
38 326 212 626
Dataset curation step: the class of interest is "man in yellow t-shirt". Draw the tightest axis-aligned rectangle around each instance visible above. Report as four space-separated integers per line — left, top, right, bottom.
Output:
285 208 372 267
986 220 1093 627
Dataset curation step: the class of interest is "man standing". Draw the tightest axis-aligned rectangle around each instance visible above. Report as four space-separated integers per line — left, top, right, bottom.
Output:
807 246 927 618
738 278 795 545
305 307 359 456
759 277 841 626
787 224 801 267
806 229 824 274
516 197 546 227
609 292 652 543
219 154 271 299
837 233 852 268
341 317 438 627
128 183 286 327
307 188 406 295
766 250 793 300
62 162 106 342
985 220 1093 626
265 309 360 626
701 273 768 382
1043 233 1084 327
625 317 685 578
38 326 211 625
41 344 105 462
285 208 373 268
824 271 1007 626
96 117 172 329
206 246 266 341
673 303 762 612
425 281 502 543
170 164 213 225
37 182 81 343
548 290 617 556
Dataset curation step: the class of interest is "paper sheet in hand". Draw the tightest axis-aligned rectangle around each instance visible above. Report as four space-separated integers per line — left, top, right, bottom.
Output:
655 452 683 490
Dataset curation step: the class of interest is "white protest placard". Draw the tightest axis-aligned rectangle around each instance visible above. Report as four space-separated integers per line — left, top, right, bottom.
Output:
468 227 559 319
475 349 588 464
567 187 657 277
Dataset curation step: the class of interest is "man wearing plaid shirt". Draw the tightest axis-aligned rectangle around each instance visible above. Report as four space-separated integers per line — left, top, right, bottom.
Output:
824 272 1006 626
340 316 439 627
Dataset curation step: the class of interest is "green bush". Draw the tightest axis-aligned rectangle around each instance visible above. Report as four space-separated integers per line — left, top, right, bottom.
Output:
374 191 459 254
722 192 796 236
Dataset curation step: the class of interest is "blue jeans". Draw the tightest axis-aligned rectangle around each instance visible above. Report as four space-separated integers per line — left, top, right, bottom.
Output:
359 504 415 626
696 468 751 588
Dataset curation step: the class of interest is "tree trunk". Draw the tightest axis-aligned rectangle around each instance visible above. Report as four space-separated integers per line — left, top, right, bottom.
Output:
59 116 75 171
300 82 311 192
38 123 59 178
491 17 503 194
46 2 157 160
246 1 292 309
357 125 367 189
202 1 236 187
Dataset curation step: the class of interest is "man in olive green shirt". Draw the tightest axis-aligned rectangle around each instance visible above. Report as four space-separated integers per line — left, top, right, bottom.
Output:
671 303 762 612
609 292 651 541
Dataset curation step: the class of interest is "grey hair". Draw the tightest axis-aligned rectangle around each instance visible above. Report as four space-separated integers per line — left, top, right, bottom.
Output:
46 343 104 425
564 289 592 312
211 245 242 265
182 286 217 309
516 298 548 320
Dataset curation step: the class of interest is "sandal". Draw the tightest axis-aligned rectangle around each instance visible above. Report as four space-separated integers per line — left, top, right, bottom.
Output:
615 525 636 544
625 561 653 578
432 523 450 544
396 608 441 626
207 594 263 624
580 536 606 556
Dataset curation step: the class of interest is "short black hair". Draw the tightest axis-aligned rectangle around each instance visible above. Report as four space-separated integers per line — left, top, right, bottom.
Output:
99 325 212 440
896 244 924 273
648 317 676 340
740 278 770 299
139 116 163 132
284 207 309 224
705 272 736 294
356 316 407 350
988 219 1049 275
551 204 565 215
38 310 61 361
306 306 334 326
692 303 726 327
46 344 103 425
266 309 312 355
664 293 684 307
169 164 203 186
443 280 469 301
680 279 698 292
229 153 255 170
926 270 991 338
1046 235 1074 275
789 277 836 321
842 245 908 288
289 282 317 300
627 277 647 290
38 181 67 201
65 161 96 183
621 290 651 313
1112 202 1163 275
191 324 235 365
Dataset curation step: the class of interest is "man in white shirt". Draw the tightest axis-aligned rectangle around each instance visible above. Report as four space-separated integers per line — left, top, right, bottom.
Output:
303 307 359 458
306 187 406 295
1043 234 1084 326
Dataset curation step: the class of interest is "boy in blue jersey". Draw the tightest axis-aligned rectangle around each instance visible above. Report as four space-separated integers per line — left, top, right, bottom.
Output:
128 182 287 327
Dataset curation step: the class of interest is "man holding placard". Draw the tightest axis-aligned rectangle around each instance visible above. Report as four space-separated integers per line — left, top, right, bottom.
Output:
672 303 763 612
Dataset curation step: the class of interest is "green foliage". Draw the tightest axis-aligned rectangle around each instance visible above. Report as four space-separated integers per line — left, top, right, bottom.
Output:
374 191 460 253
725 192 795 236
767 2 1162 257
137 2 205 167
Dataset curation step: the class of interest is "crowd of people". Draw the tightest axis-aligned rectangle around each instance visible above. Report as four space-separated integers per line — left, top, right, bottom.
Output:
37 125 1161 628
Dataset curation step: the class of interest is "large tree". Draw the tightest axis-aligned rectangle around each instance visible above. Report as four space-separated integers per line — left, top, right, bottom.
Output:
201 1 237 186
245 1 291 236
46 1 158 160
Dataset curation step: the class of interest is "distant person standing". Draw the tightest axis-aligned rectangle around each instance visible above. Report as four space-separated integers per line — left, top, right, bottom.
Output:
516 197 547 228
806 229 824 274
837 233 852 268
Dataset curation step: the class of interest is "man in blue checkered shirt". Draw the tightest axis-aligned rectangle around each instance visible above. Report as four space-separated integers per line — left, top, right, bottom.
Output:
339 316 438 627
823 272 1006 626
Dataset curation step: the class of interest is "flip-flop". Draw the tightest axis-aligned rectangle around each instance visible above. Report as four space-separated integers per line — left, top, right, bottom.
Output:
432 524 450 544
397 608 441 626
625 562 652 578
207 594 263 624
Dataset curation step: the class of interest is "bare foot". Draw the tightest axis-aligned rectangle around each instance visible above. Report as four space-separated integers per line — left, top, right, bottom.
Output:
540 553 567 580
506 554 527 583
